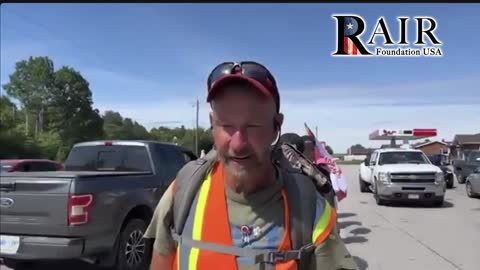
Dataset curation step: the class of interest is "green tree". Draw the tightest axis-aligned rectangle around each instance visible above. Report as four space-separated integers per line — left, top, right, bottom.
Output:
2 56 55 137
103 110 127 139
0 96 20 132
102 111 151 140
48 66 104 152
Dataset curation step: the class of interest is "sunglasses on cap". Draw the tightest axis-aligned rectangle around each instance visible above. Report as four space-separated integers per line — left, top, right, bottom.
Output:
206 61 280 112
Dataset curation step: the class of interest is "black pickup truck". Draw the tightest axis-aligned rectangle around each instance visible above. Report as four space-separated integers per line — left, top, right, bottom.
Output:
0 140 196 270
453 150 480 184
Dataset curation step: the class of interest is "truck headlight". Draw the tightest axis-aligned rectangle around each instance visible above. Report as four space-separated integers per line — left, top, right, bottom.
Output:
435 172 444 184
378 172 390 183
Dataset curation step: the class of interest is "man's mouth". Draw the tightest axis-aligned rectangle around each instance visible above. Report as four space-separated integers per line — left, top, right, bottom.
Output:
231 155 251 161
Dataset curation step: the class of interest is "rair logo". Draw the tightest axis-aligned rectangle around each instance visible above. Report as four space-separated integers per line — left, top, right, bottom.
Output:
332 14 443 57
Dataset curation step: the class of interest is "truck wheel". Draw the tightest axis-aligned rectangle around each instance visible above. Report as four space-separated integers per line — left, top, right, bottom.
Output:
446 179 454 189
373 182 387 206
433 197 444 207
359 177 369 193
115 218 152 270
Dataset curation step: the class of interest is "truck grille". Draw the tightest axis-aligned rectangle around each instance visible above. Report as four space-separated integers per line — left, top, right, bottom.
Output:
390 172 436 183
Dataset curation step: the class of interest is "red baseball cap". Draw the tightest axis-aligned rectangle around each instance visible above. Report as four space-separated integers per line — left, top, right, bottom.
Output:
206 62 280 112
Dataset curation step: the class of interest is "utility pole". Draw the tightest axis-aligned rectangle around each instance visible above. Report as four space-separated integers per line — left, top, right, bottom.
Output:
315 126 318 138
195 99 199 156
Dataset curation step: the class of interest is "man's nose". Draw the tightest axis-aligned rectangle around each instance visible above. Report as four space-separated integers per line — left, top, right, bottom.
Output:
230 128 249 151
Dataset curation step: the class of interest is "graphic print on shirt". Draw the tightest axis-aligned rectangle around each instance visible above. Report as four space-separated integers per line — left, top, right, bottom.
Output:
231 222 284 265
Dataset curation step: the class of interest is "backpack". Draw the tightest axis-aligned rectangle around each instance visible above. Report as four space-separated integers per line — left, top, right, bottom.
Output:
171 144 330 268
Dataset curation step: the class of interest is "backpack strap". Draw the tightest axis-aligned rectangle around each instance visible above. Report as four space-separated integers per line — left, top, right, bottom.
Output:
172 233 314 264
282 168 318 268
172 149 218 237
171 165 318 267
171 148 319 268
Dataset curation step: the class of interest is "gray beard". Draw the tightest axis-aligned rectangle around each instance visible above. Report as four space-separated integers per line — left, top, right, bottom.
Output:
218 148 272 186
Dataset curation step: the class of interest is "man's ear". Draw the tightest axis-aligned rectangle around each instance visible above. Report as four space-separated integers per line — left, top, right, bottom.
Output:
272 113 284 143
209 112 214 129
274 113 284 131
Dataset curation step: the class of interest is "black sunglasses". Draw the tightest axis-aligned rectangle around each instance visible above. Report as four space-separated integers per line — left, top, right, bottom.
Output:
207 61 279 93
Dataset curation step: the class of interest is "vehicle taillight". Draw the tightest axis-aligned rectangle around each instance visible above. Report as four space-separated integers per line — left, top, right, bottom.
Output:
104 141 113 146
68 194 94 226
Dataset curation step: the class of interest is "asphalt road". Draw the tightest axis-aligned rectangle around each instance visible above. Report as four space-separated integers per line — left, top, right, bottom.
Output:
1 165 479 270
336 165 480 270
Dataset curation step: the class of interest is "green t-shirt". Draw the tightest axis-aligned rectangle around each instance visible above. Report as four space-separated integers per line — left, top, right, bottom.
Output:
144 169 357 270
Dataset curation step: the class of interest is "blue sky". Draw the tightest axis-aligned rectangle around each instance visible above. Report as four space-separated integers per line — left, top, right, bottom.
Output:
1 3 479 152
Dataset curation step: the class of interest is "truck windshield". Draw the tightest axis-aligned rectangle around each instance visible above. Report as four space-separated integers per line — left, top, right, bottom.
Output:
378 152 429 165
64 145 152 172
468 151 480 162
427 155 442 166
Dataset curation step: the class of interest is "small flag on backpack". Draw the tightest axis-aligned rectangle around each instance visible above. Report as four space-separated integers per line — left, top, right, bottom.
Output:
304 123 348 201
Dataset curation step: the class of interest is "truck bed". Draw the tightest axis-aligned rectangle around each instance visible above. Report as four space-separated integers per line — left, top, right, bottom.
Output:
0 171 154 238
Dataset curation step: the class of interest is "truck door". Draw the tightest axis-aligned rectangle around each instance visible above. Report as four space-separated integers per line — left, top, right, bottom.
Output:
368 152 378 182
360 153 372 183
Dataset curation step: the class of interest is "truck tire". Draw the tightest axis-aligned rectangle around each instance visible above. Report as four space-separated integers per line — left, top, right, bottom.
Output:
373 181 387 206
446 179 454 189
115 218 152 270
433 197 444 207
359 176 369 193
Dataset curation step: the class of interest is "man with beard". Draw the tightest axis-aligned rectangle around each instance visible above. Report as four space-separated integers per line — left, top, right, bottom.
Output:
145 61 356 270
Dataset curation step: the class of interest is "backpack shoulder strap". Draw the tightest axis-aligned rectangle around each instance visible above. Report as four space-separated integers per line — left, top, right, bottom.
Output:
282 169 317 249
172 149 217 236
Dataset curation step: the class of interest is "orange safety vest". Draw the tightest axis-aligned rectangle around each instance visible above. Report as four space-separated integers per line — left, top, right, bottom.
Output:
171 161 336 270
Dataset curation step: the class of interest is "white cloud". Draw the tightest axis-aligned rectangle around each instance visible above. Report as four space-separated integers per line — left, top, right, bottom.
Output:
92 74 480 153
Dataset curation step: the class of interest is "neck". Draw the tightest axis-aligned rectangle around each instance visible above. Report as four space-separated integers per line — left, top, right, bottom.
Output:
224 162 277 195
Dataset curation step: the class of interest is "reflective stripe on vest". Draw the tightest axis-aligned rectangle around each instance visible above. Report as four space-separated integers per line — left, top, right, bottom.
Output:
173 162 334 270
312 194 337 244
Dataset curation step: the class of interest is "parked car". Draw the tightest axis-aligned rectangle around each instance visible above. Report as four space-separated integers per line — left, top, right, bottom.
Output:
0 159 63 173
466 166 480 198
427 154 454 188
453 150 480 184
0 140 197 270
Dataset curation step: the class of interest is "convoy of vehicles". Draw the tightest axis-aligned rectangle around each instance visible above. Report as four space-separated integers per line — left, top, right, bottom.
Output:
361 147 445 206
360 128 480 204
0 140 197 270
360 128 449 206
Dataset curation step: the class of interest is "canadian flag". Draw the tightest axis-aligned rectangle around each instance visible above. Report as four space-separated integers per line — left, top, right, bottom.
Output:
304 123 348 201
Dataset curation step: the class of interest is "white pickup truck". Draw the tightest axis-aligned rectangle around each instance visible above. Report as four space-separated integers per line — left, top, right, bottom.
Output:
359 148 445 206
